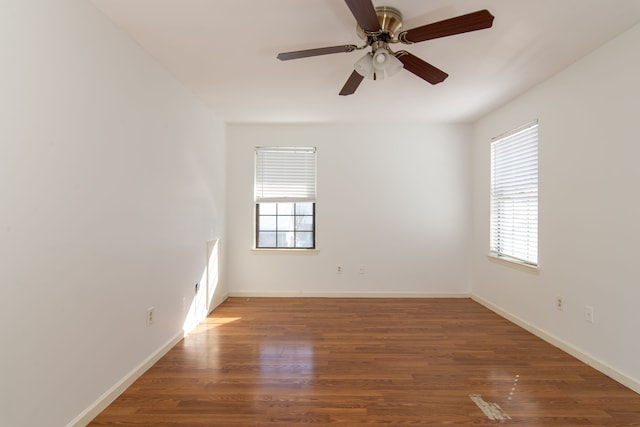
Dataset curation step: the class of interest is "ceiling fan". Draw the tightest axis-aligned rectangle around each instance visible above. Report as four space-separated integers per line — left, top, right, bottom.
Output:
277 0 494 96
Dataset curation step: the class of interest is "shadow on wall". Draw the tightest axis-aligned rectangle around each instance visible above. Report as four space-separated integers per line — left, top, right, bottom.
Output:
183 239 221 335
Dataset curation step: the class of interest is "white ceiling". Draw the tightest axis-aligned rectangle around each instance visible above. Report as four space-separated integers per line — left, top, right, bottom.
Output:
90 0 640 124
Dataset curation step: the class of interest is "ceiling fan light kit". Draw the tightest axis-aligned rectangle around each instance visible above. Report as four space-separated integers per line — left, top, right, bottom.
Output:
354 53 374 78
277 0 494 96
355 46 403 80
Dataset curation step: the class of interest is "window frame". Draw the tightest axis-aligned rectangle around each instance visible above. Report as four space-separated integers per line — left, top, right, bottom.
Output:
254 146 317 250
489 120 539 267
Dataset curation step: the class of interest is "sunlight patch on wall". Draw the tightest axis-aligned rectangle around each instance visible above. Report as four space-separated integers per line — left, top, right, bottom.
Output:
183 239 220 335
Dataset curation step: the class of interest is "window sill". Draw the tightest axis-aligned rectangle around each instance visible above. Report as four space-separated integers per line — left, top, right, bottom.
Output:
252 248 319 255
488 253 539 272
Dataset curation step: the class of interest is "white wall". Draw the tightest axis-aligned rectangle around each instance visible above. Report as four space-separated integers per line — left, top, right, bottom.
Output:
226 123 471 296
0 1 226 426
471 23 640 390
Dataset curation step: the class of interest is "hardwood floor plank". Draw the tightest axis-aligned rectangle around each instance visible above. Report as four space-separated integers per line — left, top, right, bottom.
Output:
89 298 640 426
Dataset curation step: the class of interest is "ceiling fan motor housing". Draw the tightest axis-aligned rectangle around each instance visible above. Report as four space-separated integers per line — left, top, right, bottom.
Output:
356 6 403 41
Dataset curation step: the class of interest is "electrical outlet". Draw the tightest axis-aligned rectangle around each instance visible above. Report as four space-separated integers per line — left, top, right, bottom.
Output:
146 307 154 326
555 296 564 311
584 306 594 323
336 265 343 274
358 265 365 274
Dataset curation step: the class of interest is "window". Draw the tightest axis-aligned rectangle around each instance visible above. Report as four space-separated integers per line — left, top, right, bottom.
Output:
255 147 316 249
490 121 538 266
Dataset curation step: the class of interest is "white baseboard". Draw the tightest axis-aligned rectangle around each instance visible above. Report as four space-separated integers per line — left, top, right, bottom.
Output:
208 291 229 314
69 292 229 427
472 294 640 395
229 291 471 298
67 331 183 427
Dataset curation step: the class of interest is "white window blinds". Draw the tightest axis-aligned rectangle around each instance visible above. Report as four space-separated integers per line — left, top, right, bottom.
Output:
255 147 317 203
490 121 538 266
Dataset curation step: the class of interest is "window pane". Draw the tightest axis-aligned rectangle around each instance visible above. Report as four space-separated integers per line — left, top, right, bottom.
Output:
295 232 314 248
295 203 313 215
258 232 276 248
295 215 314 231
255 200 315 249
278 203 294 215
277 232 295 248
277 215 294 231
259 203 277 215
259 216 277 231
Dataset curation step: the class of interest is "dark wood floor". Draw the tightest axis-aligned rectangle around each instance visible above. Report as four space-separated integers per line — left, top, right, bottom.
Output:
89 298 640 426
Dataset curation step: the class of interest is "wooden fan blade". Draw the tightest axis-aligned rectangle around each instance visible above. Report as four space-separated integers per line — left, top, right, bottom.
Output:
396 51 448 85
277 45 358 61
339 70 365 96
344 0 381 33
398 9 494 44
